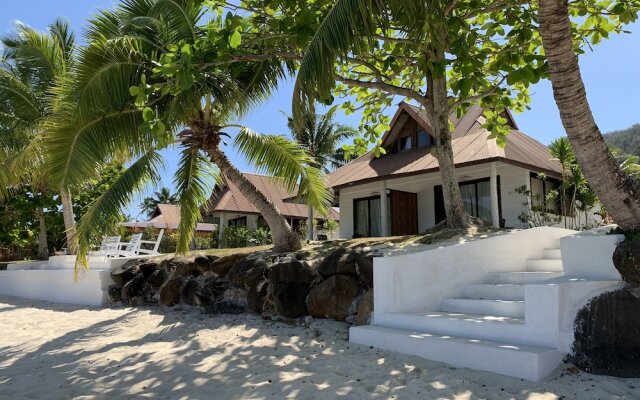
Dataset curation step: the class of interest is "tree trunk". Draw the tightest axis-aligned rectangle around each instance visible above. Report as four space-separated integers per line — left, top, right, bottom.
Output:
538 0 640 231
36 206 49 260
207 148 302 252
60 187 76 254
425 50 470 229
307 204 314 241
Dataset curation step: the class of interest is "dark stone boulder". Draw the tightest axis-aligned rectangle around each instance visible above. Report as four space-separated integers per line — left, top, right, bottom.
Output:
195 276 230 305
227 257 268 288
110 259 141 287
273 282 309 318
146 267 170 289
181 278 200 306
307 275 361 321
210 253 249 276
317 248 357 277
108 284 122 303
247 281 268 313
354 250 374 288
121 272 146 304
269 259 318 284
158 276 188 306
355 290 374 326
612 236 640 285
571 286 640 377
138 262 159 279
170 257 198 277
193 255 220 275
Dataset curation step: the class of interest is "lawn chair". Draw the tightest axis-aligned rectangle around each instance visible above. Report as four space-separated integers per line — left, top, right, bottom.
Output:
112 233 143 258
137 229 165 255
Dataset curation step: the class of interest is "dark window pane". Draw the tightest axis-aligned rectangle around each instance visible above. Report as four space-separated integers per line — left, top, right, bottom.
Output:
399 135 412 151
417 130 433 147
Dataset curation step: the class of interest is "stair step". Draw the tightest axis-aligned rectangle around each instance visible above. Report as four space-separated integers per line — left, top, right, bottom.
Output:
543 248 562 259
526 259 564 272
463 284 524 301
485 271 563 284
441 298 525 318
350 325 564 381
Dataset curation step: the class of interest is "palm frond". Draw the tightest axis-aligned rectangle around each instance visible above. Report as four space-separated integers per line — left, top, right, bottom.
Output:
74 150 163 277
174 144 217 253
234 127 333 213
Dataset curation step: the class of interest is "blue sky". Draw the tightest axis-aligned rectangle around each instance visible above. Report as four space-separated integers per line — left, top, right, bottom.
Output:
3 1 640 217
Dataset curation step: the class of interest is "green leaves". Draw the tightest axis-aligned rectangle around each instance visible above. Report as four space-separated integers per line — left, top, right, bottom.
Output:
229 30 242 48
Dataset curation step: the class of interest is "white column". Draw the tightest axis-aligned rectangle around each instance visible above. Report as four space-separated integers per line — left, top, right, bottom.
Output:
306 205 314 241
524 169 532 211
217 213 226 248
380 180 390 237
490 162 500 228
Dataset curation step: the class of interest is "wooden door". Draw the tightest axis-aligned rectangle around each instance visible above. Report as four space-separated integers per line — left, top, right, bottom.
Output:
390 190 418 235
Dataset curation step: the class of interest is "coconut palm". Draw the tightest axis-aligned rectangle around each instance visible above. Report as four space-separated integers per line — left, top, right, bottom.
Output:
286 106 357 239
0 19 77 258
538 0 640 231
44 0 331 269
139 187 179 218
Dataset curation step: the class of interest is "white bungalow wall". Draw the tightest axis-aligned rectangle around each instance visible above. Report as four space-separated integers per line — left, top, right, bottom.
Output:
338 162 534 238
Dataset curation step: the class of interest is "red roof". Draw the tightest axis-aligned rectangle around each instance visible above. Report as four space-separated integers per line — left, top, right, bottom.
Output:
327 103 561 189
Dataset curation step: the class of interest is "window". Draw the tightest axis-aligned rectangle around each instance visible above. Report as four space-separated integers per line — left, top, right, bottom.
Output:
228 216 247 227
353 196 390 237
530 174 560 213
435 177 501 225
417 130 435 148
399 135 412 151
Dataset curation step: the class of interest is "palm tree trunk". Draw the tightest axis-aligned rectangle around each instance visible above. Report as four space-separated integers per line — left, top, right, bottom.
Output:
425 51 470 229
538 0 640 231
36 206 49 260
207 148 302 252
60 187 76 254
307 204 314 241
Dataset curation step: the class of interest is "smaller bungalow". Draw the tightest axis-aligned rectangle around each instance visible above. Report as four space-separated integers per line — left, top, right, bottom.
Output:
203 172 340 241
122 204 216 234
327 102 564 238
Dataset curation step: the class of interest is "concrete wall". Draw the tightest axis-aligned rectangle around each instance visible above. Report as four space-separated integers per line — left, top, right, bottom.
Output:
374 227 576 315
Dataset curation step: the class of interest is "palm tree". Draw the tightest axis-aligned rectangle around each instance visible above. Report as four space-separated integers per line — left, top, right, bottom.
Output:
286 106 357 240
139 187 179 218
538 0 640 231
549 137 575 228
44 0 331 269
0 19 78 258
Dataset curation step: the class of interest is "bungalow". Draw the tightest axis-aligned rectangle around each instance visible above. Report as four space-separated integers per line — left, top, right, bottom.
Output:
327 102 564 238
122 204 216 234
203 172 340 242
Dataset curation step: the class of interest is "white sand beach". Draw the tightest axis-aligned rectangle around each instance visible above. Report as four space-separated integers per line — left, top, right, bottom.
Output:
0 295 638 400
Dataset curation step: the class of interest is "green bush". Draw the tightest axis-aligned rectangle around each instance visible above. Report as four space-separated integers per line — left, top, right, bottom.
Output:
221 225 273 248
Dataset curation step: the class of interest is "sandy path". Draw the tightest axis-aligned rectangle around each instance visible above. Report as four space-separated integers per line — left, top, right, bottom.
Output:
0 296 638 400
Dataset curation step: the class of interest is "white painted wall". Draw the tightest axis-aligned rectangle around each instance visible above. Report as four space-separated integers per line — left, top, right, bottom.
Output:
373 227 576 315
560 225 624 280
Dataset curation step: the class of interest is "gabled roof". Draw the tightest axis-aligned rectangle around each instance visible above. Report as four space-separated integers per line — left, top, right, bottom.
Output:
207 172 340 220
122 204 216 232
327 103 560 190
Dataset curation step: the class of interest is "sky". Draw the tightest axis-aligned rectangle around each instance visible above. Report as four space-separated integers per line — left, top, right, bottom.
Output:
3 1 640 218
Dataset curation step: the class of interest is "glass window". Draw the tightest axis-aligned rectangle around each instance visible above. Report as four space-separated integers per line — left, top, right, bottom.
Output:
354 196 385 237
417 130 434 147
530 175 559 213
399 135 412 151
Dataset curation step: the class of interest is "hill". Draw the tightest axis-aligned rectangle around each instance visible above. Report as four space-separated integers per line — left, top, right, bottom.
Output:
604 124 640 157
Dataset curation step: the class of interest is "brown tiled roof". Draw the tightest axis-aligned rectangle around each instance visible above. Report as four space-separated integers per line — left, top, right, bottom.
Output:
123 204 216 231
327 103 561 189
208 173 340 220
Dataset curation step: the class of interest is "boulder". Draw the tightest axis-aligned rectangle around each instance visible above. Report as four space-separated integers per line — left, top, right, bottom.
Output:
613 236 640 285
181 278 200 306
158 276 188 306
193 255 220 275
107 284 122 303
571 286 640 377
146 267 170 289
209 253 249 276
307 275 361 321
121 272 146 304
195 276 230 305
354 250 374 288
247 281 268 313
138 262 159 279
170 257 198 277
317 248 357 276
273 282 309 318
227 257 268 288
269 259 318 284
110 259 141 287
355 290 374 326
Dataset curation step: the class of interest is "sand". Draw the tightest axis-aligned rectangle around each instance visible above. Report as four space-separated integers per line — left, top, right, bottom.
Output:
1 296 638 400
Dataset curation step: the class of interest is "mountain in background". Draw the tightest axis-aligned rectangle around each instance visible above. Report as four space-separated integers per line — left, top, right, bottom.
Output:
604 124 640 157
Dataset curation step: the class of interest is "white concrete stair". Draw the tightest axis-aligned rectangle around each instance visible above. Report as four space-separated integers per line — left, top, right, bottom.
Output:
463 283 524 301
350 325 564 381
441 298 525 318
543 248 562 259
526 258 563 272
485 271 563 284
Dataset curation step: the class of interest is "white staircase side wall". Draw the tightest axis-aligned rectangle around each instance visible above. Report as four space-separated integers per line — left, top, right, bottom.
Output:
560 225 624 280
0 269 114 306
373 227 576 316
